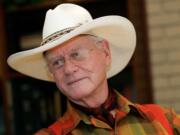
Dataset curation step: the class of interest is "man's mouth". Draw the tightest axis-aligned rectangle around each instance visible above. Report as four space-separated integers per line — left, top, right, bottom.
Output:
67 77 86 86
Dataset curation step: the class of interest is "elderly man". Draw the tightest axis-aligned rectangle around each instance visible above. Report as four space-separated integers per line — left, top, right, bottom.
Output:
7 3 180 135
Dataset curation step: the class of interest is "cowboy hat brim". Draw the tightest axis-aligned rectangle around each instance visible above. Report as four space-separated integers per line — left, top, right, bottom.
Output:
7 15 136 81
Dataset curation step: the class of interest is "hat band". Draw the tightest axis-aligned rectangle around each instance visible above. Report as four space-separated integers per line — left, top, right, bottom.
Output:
41 24 82 46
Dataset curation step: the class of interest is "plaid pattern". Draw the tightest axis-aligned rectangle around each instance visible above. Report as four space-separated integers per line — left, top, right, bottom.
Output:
70 88 117 128
34 90 180 135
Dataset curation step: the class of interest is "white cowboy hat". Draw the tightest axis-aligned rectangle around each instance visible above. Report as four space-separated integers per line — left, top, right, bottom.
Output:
7 3 136 82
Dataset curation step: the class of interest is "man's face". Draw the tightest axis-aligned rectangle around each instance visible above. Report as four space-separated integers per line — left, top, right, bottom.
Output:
45 35 111 103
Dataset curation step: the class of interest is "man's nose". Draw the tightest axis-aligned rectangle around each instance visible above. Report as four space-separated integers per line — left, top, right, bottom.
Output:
63 58 78 75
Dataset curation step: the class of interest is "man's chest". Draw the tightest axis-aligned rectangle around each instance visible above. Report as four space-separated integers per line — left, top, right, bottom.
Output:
69 116 169 135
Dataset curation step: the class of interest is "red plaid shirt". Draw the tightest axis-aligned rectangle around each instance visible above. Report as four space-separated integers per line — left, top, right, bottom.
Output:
34 90 180 135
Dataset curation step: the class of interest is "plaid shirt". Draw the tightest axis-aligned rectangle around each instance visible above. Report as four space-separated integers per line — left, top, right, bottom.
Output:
35 91 180 135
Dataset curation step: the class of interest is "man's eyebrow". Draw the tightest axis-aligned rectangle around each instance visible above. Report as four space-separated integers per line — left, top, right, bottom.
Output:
43 51 60 60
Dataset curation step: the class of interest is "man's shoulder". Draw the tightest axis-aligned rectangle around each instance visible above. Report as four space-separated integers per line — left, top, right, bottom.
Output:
34 111 77 135
136 104 178 135
136 103 172 121
33 117 66 135
137 103 179 119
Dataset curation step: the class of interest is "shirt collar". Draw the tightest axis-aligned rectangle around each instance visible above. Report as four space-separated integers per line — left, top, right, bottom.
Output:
115 90 152 121
65 89 152 130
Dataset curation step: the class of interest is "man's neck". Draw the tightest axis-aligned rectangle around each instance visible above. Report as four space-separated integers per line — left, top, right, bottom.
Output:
70 87 117 127
71 80 109 108
71 87 117 112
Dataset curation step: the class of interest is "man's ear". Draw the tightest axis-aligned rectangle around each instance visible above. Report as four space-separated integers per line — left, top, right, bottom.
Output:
100 39 111 66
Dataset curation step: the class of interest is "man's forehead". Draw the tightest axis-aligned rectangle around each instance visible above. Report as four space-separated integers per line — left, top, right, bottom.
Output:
43 34 98 56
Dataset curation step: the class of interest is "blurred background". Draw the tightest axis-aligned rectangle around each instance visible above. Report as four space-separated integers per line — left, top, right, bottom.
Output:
0 0 180 135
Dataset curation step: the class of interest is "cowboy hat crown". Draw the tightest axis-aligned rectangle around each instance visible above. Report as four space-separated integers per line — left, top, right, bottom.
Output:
42 4 92 41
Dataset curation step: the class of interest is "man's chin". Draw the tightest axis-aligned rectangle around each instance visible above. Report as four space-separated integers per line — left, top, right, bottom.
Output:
69 91 92 102
69 94 87 101
63 86 94 100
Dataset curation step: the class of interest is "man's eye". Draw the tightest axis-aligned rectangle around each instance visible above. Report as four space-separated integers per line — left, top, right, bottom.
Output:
71 48 89 60
71 51 80 58
52 59 64 67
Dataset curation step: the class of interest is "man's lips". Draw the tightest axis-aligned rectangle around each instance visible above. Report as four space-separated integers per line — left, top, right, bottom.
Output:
67 77 86 85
